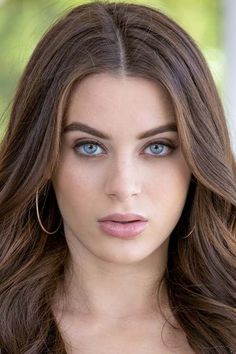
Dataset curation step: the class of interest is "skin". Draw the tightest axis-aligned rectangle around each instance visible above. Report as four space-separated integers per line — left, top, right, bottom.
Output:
51 73 193 352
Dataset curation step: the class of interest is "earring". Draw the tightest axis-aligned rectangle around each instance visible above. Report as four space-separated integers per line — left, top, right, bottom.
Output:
182 224 196 239
35 189 62 235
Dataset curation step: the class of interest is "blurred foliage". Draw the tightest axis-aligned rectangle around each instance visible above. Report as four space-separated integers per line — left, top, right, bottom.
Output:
0 0 223 122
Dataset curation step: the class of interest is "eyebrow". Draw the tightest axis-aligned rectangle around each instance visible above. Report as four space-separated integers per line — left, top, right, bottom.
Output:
63 121 177 139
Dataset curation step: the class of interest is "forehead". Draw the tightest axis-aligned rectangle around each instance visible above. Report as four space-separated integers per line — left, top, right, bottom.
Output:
65 73 176 131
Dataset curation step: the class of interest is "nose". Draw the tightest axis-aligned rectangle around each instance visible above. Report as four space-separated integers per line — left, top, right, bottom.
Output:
104 157 141 201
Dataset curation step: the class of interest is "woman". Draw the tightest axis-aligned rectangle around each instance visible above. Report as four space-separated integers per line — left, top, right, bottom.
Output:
0 1 235 353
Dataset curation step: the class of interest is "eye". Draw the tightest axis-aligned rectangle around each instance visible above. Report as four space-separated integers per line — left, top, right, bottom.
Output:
73 140 105 156
73 139 176 157
143 141 175 157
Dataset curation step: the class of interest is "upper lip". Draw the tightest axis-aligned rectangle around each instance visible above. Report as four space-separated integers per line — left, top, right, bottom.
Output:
98 213 148 222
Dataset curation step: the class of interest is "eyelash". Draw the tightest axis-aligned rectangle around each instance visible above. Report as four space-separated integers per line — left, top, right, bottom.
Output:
73 138 177 158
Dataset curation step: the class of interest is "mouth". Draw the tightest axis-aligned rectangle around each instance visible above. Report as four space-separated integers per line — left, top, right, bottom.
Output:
112 220 139 223
98 219 148 238
98 213 148 223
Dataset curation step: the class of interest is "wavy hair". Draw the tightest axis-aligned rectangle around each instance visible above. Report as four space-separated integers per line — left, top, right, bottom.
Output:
0 1 235 353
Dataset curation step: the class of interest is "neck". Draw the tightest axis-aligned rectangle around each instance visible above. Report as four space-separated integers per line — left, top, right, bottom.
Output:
53 235 170 321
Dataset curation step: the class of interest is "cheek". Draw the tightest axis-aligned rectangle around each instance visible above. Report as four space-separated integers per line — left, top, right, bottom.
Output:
147 157 191 208
52 157 101 222
145 159 191 238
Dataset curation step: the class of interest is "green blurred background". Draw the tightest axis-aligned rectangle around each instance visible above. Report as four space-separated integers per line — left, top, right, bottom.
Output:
0 0 224 124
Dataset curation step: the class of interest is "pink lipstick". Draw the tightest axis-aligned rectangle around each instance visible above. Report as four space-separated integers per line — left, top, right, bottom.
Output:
98 213 148 239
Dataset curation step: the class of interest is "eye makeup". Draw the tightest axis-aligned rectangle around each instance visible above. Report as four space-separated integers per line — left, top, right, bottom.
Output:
72 137 178 158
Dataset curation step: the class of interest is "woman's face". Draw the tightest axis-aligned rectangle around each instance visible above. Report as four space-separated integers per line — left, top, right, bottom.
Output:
52 73 191 265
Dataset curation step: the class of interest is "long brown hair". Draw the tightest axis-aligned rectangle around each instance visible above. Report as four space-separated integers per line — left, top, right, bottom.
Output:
0 1 235 353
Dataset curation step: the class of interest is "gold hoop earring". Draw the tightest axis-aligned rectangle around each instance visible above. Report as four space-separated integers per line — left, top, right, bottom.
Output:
182 224 196 239
35 189 62 235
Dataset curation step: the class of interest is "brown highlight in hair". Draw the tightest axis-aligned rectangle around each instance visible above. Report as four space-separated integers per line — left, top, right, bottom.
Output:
0 1 235 353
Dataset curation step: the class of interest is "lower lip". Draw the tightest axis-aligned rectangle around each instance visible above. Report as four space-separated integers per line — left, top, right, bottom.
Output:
98 220 148 239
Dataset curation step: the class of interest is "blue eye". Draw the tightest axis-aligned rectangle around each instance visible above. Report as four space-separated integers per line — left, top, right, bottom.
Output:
73 140 175 157
74 141 104 156
145 142 172 156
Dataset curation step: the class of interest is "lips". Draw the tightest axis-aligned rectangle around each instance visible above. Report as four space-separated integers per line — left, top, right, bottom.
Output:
98 213 148 238
98 220 148 238
98 213 147 223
